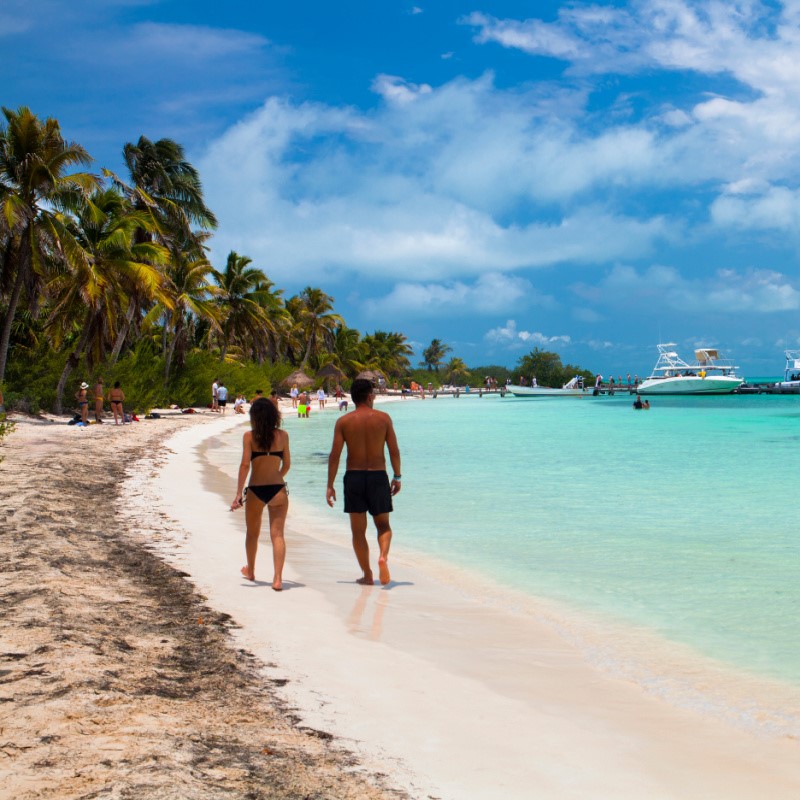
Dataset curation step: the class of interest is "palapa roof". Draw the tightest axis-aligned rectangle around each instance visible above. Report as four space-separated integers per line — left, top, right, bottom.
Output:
280 369 314 388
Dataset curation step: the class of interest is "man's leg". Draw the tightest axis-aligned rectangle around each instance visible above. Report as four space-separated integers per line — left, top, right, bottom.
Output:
348 512 373 585
373 513 393 585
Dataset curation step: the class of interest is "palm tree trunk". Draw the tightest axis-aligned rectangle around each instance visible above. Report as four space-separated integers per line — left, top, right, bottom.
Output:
109 300 137 365
0 236 27 385
164 315 183 389
55 322 93 414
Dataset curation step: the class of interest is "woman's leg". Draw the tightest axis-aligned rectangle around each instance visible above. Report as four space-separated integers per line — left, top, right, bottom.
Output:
266 493 289 590
242 493 266 580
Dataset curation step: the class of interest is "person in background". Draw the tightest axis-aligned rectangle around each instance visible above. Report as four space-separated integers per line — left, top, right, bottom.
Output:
270 390 280 410
290 384 299 409
75 381 89 424
234 394 246 414
109 381 125 425
212 378 219 412
93 378 104 423
217 381 229 414
317 386 326 410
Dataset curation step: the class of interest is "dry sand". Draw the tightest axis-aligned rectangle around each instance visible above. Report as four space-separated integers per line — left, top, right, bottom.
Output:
0 410 403 800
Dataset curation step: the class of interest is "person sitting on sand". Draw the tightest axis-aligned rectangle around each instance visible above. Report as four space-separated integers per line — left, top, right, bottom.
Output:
109 381 125 425
75 381 90 424
230 398 291 590
234 395 246 414
326 378 402 586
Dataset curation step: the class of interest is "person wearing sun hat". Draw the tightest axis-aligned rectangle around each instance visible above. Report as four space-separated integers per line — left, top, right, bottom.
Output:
75 381 90 424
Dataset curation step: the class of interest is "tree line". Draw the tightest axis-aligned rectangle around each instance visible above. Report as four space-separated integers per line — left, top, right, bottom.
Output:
0 107 419 411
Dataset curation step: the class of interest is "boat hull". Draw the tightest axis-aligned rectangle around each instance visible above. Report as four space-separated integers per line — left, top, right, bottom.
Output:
637 376 743 395
507 385 589 397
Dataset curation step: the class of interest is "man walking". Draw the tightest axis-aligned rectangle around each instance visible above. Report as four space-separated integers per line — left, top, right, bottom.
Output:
326 379 401 585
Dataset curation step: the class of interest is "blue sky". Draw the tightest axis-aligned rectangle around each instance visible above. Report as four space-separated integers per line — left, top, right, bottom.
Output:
5 0 800 377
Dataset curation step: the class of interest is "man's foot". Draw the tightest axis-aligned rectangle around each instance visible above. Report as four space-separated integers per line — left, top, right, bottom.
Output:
272 579 283 592
356 574 374 586
241 565 255 581
378 557 391 585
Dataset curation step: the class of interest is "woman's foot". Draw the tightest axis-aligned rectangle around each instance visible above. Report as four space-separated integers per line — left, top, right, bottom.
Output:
241 565 255 581
272 578 283 592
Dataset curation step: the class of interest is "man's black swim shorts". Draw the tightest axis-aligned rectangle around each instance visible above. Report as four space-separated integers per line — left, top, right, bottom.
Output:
343 470 393 516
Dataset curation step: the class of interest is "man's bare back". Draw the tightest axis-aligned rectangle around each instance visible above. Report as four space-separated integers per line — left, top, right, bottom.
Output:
337 406 397 470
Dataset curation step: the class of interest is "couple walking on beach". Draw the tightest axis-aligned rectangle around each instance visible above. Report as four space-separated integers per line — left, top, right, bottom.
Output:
230 378 401 590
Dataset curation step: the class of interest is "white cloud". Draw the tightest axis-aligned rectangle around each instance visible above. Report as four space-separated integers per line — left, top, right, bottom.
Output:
199 87 673 283
579 264 800 314
485 319 571 348
711 186 800 232
363 272 548 317
371 74 433 104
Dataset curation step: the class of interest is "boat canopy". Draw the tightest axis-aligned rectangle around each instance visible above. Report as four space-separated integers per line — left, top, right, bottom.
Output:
695 349 719 364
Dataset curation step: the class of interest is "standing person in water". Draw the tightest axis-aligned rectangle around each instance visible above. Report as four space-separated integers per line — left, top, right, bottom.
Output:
230 398 291 590
326 378 401 585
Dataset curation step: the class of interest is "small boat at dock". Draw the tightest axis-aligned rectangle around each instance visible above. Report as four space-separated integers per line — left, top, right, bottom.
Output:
637 344 744 395
507 376 590 397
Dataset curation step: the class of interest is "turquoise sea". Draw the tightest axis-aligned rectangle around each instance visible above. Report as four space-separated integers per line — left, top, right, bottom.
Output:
216 392 800 723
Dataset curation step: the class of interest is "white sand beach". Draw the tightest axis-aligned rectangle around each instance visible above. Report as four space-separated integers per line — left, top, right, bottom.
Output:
132 406 800 800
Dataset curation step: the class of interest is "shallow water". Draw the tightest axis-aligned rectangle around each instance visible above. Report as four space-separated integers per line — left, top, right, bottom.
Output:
211 393 800 713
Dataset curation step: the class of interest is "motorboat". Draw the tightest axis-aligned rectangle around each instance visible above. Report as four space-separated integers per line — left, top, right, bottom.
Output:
507 376 590 397
637 344 744 395
775 350 800 390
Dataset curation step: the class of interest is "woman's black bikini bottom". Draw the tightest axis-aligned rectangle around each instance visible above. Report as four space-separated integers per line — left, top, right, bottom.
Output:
245 484 287 504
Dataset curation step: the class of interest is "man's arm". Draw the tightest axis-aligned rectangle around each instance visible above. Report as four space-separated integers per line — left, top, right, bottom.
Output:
386 418 402 496
326 419 346 506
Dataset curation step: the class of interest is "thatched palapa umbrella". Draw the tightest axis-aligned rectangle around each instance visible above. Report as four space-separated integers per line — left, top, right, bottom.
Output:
355 369 388 393
280 369 314 390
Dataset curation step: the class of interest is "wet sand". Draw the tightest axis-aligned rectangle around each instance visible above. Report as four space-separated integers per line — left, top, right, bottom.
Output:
0 411 402 800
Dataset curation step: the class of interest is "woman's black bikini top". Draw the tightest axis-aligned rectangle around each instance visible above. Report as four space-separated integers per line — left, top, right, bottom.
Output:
251 449 284 459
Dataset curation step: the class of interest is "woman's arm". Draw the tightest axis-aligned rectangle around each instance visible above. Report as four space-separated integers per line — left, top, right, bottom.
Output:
279 430 291 478
231 432 252 510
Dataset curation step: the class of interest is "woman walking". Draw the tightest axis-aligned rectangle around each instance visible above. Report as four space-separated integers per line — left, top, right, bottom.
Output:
230 397 290 590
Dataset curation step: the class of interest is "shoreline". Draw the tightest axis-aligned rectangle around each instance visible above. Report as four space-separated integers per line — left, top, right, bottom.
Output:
148 409 800 798
0 410 401 800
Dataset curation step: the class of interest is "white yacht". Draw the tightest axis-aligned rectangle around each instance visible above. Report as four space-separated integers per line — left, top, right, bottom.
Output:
637 344 744 395
775 350 800 390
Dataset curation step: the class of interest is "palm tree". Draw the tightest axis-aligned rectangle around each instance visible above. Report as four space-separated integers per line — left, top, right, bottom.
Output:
0 106 98 384
106 136 217 363
362 330 413 379
156 236 222 385
47 187 167 411
290 286 343 369
420 338 452 372
327 324 366 378
214 251 285 363
445 357 470 385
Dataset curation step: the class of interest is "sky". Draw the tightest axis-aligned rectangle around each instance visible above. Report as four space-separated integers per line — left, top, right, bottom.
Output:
4 0 800 377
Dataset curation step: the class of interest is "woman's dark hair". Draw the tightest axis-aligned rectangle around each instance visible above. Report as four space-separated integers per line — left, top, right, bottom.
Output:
250 397 280 450
113 381 121 388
